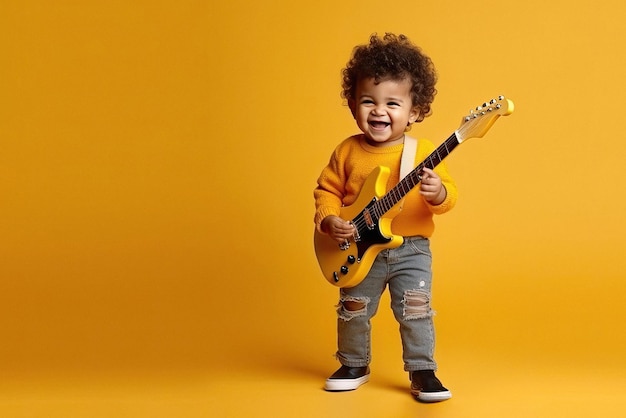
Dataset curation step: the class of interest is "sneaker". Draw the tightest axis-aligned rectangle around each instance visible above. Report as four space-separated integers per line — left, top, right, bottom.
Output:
410 370 452 402
324 365 370 391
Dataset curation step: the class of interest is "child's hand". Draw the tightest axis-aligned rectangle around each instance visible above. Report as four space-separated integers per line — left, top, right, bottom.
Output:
419 167 447 205
320 215 356 244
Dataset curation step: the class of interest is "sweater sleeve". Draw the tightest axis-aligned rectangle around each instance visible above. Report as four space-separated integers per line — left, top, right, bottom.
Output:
426 162 458 215
419 139 458 215
313 145 346 230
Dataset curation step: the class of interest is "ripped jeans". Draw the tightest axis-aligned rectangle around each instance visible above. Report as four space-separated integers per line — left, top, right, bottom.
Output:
336 236 437 372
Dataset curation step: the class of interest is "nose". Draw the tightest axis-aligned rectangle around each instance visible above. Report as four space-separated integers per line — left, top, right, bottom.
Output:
372 104 386 116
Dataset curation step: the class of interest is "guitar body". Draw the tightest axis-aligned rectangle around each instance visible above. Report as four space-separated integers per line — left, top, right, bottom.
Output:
314 166 404 288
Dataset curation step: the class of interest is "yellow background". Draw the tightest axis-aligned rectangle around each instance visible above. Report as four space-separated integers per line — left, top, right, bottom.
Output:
1 0 625 417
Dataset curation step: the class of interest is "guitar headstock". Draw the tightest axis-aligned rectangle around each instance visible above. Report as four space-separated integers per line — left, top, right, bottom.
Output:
456 96 514 143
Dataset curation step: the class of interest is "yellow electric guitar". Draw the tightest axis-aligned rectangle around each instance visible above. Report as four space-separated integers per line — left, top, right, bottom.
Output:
314 96 514 288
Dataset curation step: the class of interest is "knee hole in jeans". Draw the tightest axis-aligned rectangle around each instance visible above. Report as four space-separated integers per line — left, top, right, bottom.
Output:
402 289 432 320
337 295 369 321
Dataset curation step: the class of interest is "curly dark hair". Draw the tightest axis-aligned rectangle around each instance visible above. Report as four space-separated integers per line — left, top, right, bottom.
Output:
341 33 437 123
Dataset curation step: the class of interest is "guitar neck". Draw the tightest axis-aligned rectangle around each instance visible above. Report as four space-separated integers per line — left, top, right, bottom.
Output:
374 132 461 214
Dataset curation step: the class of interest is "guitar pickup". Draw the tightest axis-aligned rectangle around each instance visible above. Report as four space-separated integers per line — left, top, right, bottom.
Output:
363 208 375 230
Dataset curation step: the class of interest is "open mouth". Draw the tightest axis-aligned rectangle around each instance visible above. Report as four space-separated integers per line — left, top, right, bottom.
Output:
369 121 390 130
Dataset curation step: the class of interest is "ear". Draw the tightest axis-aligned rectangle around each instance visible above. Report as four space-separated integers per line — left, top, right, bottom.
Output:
348 99 357 118
408 107 421 124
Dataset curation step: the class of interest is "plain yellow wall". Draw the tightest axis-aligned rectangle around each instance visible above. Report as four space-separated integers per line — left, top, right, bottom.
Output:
1 0 625 381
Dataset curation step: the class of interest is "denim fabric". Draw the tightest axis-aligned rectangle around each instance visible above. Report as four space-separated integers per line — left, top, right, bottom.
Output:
335 236 438 372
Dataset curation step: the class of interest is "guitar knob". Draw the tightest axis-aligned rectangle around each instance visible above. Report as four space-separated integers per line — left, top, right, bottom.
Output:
340 266 349 274
347 255 356 264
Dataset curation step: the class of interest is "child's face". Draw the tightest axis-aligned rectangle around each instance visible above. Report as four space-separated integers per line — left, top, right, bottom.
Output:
350 76 420 147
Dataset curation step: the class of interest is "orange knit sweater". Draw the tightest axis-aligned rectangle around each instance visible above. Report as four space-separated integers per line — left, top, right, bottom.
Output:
314 134 457 238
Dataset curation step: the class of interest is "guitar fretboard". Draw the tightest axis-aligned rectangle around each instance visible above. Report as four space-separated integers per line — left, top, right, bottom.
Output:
372 132 460 217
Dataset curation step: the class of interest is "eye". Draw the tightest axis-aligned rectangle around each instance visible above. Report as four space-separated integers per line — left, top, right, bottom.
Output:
360 99 374 105
388 101 400 107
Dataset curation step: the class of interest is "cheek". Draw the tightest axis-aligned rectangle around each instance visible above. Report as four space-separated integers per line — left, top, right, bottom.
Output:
355 109 369 124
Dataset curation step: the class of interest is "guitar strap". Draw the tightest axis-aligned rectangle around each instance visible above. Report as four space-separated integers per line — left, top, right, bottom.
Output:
400 135 418 180
398 135 418 211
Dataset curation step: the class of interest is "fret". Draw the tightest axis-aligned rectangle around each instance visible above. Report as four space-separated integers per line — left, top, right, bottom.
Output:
406 174 416 189
426 156 435 170
400 180 409 195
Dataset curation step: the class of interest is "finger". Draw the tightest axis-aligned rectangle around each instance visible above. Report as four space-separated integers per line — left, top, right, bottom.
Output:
422 167 439 180
335 228 353 236
335 224 355 234
419 168 432 183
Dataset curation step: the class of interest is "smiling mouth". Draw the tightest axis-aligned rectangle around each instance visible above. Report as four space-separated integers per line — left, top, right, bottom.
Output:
369 121 390 129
